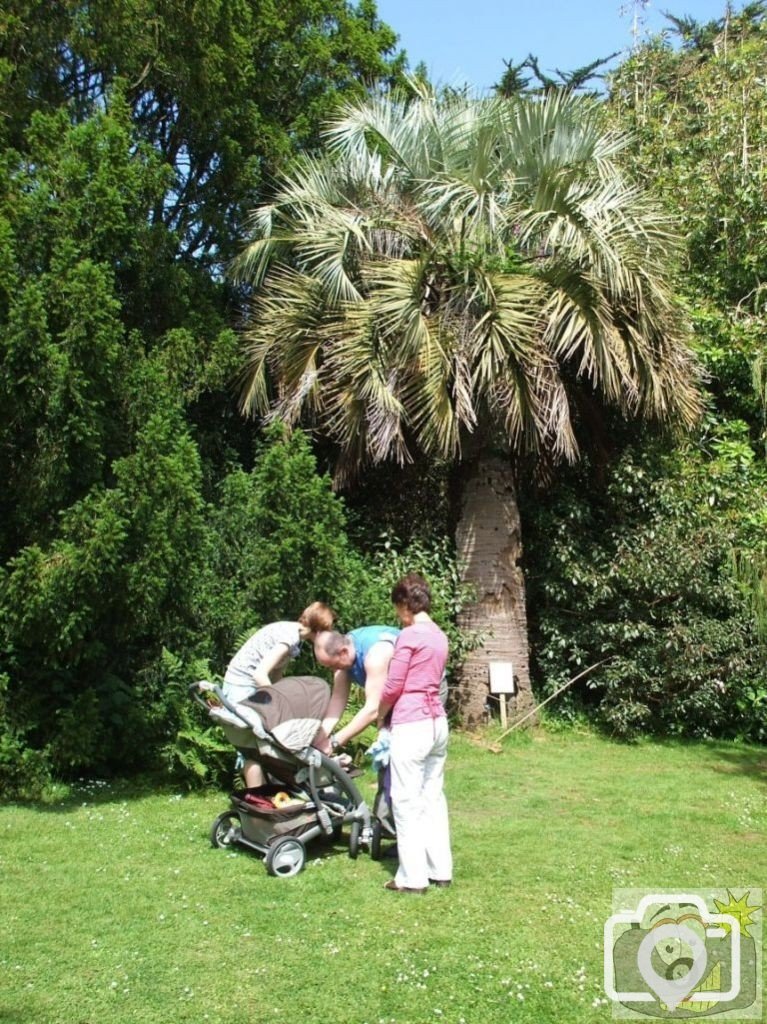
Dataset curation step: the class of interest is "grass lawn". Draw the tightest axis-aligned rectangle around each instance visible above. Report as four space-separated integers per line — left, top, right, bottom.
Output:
1 728 765 1024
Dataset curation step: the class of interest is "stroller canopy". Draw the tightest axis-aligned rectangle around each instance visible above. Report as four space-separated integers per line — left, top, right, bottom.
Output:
213 675 330 753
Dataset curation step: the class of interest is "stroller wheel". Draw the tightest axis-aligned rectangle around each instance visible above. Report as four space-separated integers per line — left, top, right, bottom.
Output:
265 836 306 878
370 819 383 861
210 811 242 849
348 819 361 859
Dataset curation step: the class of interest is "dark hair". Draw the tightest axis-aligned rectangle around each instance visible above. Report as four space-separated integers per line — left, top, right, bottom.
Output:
391 572 431 613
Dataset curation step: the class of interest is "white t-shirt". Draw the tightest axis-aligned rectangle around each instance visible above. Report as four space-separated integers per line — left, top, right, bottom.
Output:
222 621 302 704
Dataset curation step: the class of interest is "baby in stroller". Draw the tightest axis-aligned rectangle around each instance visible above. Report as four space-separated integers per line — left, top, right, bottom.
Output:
192 675 378 876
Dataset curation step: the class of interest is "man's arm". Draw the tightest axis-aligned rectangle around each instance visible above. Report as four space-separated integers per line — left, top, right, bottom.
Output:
314 669 352 752
334 643 391 746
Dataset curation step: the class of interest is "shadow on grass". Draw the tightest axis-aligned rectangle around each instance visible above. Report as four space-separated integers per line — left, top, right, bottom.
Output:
630 736 767 789
0 1008 44 1023
703 745 767 788
9 773 218 814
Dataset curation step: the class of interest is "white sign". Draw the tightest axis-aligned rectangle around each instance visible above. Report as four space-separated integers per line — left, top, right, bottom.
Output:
489 661 515 694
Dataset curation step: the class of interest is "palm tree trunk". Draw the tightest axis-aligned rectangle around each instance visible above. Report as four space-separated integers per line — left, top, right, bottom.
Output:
454 456 534 728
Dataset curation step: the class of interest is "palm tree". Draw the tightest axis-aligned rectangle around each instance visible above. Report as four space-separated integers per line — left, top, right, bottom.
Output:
234 85 702 726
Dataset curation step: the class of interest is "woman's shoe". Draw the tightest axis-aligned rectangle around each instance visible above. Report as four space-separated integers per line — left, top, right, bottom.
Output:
428 879 451 888
383 879 426 894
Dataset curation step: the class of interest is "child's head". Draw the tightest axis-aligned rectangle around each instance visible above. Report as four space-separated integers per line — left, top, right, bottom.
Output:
298 601 336 639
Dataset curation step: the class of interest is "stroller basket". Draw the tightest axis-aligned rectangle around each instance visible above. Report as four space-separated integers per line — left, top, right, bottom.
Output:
232 786 320 844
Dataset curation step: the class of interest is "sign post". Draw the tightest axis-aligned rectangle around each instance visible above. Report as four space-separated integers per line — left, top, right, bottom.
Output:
489 661 516 729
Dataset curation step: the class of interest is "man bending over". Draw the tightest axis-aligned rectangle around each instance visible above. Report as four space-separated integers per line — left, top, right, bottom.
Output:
313 625 399 754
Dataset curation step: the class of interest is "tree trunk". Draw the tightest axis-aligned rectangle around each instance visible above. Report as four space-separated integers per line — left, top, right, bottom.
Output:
454 456 535 728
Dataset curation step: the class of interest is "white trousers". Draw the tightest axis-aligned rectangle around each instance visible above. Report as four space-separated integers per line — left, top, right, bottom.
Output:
389 717 452 890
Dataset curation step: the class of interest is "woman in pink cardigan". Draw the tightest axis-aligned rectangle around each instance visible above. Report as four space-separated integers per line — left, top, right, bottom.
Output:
377 572 452 893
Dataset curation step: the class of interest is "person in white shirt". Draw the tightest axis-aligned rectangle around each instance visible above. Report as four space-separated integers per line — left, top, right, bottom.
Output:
222 602 334 787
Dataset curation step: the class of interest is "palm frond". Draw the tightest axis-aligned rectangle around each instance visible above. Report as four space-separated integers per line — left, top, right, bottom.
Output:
363 257 432 359
239 266 328 416
234 89 702 474
321 304 411 466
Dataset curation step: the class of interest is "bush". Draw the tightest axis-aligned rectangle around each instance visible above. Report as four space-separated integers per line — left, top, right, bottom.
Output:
0 420 472 794
523 434 767 741
0 672 55 800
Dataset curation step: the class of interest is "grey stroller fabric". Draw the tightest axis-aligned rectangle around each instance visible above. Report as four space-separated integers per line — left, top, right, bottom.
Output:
209 675 330 752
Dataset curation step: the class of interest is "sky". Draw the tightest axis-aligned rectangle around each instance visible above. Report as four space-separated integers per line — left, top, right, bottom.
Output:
375 0 735 92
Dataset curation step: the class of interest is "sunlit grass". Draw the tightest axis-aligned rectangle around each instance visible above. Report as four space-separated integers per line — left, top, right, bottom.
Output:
1 729 765 1024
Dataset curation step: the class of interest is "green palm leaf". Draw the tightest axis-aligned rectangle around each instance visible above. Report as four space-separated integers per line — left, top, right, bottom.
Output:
236 88 702 471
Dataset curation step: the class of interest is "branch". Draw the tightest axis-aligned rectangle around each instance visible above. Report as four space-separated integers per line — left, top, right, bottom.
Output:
494 657 614 742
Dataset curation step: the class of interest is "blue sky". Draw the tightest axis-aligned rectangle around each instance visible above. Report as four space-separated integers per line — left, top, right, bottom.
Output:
375 0 734 92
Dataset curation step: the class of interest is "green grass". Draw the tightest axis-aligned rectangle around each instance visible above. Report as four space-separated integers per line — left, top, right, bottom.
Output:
1 729 765 1024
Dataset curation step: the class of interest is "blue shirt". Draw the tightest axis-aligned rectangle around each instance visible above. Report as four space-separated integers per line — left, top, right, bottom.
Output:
348 625 400 687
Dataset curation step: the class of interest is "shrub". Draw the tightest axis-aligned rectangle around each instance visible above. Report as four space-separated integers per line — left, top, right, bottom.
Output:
523 434 767 741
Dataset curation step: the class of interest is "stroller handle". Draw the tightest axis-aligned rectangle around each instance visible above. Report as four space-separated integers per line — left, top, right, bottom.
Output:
188 681 260 729
189 680 218 711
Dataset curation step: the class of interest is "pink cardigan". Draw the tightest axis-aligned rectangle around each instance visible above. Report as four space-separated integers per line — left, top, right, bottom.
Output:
381 620 448 725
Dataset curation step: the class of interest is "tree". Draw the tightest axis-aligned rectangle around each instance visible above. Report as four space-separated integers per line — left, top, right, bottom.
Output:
0 1 407 791
606 5 767 663
235 86 703 726
522 432 767 742
495 53 619 98
608 3 767 312
0 0 405 267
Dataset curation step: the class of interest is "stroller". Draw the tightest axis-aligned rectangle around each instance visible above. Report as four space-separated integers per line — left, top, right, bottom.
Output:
369 764 397 860
191 676 377 877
